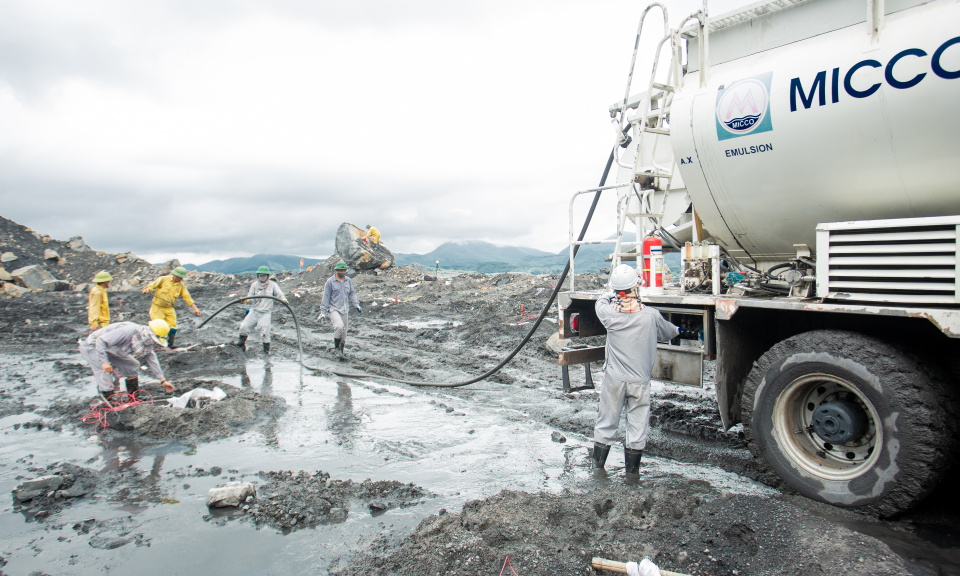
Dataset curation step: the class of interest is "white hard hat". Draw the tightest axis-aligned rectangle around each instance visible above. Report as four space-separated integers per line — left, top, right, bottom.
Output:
609 264 639 291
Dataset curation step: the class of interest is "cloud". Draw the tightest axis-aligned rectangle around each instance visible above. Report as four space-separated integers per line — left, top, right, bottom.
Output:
0 0 711 263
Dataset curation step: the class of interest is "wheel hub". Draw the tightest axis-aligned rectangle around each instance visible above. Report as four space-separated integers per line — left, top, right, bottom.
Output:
812 400 868 444
773 373 881 481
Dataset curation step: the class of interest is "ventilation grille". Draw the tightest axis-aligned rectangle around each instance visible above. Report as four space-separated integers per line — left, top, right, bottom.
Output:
816 217 960 304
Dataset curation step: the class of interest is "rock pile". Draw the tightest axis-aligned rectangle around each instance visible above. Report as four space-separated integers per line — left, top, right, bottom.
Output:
204 470 429 533
11 463 100 518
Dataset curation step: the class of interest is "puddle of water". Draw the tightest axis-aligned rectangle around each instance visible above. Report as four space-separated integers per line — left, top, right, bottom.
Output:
0 354 785 575
392 319 463 330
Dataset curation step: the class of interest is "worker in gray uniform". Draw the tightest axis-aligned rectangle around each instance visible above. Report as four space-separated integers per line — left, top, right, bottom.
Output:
236 265 286 354
319 260 361 359
594 264 680 476
79 319 174 398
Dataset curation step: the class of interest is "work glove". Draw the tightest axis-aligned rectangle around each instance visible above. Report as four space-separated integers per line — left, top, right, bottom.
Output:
318 313 325 323
356 306 362 314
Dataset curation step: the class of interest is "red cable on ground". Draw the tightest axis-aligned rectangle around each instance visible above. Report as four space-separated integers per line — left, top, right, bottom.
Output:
81 389 154 434
499 556 520 576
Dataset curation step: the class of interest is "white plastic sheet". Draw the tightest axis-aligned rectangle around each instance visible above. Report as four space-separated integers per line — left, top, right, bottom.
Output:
626 559 660 576
166 387 227 409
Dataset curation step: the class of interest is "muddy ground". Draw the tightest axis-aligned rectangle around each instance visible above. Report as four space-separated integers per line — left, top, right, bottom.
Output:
2 218 960 574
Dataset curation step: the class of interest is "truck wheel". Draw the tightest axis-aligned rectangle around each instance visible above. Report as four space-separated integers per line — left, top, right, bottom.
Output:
741 329 956 517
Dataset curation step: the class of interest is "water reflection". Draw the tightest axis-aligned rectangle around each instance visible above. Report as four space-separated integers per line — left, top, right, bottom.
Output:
327 381 362 449
99 437 185 510
259 361 279 448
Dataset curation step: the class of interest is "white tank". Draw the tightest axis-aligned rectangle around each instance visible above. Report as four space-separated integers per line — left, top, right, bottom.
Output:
670 0 960 262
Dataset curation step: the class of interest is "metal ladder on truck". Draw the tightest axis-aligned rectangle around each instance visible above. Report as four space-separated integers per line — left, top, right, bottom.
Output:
561 3 710 392
567 2 708 292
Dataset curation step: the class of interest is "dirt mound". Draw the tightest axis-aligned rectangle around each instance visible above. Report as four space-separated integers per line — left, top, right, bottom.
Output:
117 380 286 442
160 344 247 376
42 379 285 442
334 481 913 576
204 470 430 533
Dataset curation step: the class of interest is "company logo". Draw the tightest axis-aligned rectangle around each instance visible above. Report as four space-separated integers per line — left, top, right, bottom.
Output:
715 72 773 141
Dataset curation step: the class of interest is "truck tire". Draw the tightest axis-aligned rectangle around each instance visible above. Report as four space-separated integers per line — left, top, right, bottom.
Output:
741 329 956 517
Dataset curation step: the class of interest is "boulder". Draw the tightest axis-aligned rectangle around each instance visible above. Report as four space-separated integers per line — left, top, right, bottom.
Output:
74 283 90 293
160 258 181 274
11 264 56 290
119 279 136 292
44 249 60 260
0 267 10 282
0 252 16 263
42 279 71 292
67 235 90 251
334 222 395 271
207 482 256 508
13 475 64 502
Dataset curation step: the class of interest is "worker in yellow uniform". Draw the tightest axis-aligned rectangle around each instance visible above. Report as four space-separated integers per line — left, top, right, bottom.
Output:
142 266 200 349
362 224 381 246
88 271 113 331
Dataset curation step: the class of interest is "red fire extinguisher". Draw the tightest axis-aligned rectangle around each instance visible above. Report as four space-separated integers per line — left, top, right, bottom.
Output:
642 236 663 288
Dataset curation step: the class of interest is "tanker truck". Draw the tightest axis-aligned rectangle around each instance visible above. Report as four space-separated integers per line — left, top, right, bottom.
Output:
557 0 960 517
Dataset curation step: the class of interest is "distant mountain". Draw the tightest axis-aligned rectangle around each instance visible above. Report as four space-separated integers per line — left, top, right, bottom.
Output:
394 240 611 274
183 254 323 275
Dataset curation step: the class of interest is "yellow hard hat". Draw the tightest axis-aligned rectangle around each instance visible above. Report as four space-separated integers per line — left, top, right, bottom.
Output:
148 319 170 346
93 271 113 283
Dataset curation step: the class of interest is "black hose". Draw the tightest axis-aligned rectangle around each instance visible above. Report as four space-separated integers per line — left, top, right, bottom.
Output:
719 245 767 278
765 262 792 277
195 145 619 388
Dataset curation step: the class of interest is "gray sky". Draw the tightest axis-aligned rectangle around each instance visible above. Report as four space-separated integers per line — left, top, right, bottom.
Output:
0 0 741 264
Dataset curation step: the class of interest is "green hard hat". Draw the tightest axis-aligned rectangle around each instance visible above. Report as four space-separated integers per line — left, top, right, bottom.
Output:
93 271 112 283
172 266 188 278
257 265 270 275
334 260 349 270
366 224 371 228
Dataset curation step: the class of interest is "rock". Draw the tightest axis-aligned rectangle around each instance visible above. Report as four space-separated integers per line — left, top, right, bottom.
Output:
207 482 256 508
89 536 131 550
74 283 89 293
545 332 563 356
41 280 71 292
60 483 89 498
2 282 30 297
0 267 11 282
551 431 567 443
335 222 396 271
423 275 437 282
13 475 64 502
67 236 90 251
0 252 16 263
44 249 60 260
11 265 56 290
368 501 388 512
160 259 181 274
245 495 255 504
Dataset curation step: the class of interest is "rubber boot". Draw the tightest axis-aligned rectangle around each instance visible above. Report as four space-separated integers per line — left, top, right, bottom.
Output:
338 337 346 360
237 334 247 351
263 342 270 354
125 377 139 395
167 329 177 349
593 442 611 469
624 448 643 476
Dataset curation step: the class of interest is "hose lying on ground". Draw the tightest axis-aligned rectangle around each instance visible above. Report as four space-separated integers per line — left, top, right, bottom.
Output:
195 146 617 387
